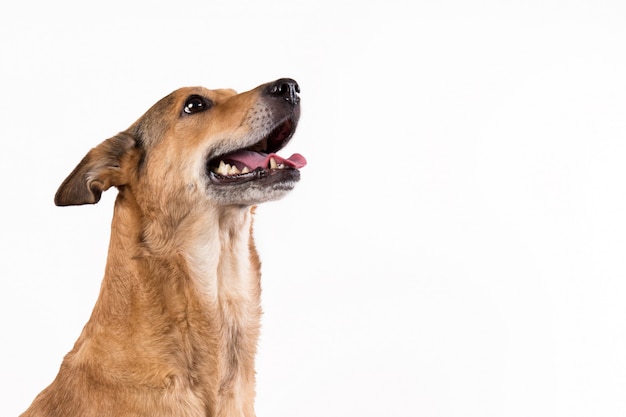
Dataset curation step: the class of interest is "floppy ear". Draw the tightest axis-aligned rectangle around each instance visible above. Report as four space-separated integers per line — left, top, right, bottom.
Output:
54 133 138 206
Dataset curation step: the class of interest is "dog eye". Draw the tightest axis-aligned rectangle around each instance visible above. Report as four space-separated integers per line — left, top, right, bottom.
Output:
183 95 211 115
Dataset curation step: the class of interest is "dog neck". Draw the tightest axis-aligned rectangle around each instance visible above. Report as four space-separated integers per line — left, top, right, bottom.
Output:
74 189 261 413
106 188 261 303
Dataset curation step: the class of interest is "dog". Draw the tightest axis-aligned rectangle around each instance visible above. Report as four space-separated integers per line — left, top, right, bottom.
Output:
20 78 306 417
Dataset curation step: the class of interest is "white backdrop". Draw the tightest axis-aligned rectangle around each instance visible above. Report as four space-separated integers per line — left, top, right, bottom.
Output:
2 1 626 416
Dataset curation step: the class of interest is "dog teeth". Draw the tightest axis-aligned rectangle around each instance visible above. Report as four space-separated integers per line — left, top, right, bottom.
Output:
215 161 236 176
268 158 286 170
213 161 251 176
213 158 288 176
215 160 229 176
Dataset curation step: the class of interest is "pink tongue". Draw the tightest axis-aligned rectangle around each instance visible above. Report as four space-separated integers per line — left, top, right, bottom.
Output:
223 150 307 170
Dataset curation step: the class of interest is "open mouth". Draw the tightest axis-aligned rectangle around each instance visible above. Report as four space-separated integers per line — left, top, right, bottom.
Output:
207 118 306 185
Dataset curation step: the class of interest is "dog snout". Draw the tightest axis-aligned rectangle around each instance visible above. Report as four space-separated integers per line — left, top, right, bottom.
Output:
265 78 300 105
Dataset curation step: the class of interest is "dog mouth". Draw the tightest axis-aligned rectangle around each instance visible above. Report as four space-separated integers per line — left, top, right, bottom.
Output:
207 118 306 185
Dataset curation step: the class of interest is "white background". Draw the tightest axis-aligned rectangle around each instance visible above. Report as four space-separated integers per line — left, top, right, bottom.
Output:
2 1 626 416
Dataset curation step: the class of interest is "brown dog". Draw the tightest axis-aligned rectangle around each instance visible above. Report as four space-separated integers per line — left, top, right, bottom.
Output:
20 79 306 417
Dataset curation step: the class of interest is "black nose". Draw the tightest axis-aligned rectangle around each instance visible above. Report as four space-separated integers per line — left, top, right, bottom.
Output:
266 78 300 105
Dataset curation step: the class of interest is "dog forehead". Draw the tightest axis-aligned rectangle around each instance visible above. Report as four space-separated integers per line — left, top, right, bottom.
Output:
172 86 238 102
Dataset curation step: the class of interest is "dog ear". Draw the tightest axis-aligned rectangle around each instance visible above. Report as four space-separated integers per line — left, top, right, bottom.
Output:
54 133 138 206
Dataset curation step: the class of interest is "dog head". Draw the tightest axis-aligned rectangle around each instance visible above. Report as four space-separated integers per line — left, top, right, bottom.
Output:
54 78 306 211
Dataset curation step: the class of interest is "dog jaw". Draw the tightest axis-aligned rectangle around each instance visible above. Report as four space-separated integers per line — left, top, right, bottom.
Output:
205 173 301 206
201 87 305 206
